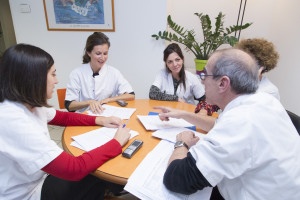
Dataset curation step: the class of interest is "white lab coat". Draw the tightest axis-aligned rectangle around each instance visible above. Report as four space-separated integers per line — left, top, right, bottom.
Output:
152 69 205 104
257 75 280 100
0 100 63 200
65 63 134 112
190 93 300 200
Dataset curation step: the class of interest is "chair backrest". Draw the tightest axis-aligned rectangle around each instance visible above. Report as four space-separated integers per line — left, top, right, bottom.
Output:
57 88 66 109
286 110 300 135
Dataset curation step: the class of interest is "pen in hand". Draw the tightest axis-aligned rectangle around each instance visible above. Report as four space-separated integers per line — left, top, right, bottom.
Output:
123 119 129 128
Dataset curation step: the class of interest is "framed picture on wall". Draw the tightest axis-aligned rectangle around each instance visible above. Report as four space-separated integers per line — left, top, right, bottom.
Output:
43 0 115 32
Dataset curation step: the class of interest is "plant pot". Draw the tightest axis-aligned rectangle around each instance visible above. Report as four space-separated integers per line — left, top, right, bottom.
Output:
195 59 207 75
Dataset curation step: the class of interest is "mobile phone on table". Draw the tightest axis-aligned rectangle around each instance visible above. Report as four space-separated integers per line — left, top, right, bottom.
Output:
117 100 128 107
122 140 143 158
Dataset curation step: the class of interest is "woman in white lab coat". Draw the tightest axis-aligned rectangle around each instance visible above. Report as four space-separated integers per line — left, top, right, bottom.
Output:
235 38 280 100
65 32 135 113
149 43 205 105
0 44 130 200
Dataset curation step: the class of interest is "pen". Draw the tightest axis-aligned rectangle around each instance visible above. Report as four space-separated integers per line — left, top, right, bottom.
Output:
123 119 129 128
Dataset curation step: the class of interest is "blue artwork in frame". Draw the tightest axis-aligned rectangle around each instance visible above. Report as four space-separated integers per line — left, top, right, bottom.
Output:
53 0 104 24
43 0 115 31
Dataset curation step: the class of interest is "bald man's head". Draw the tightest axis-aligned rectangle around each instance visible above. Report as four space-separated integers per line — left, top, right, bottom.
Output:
209 48 259 94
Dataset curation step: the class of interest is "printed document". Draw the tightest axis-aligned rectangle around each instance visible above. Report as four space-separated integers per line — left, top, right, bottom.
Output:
137 115 194 130
152 127 205 143
124 140 212 200
87 105 136 119
71 127 139 151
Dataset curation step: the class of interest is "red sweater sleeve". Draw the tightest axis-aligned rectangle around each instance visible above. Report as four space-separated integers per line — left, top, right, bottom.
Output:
48 110 96 126
42 139 122 181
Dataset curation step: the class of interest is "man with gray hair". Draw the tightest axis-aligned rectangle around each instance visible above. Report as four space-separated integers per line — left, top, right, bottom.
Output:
157 48 300 200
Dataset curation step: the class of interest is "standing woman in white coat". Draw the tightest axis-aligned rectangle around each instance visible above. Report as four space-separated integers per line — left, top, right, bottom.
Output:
149 43 205 105
0 44 130 200
65 32 135 114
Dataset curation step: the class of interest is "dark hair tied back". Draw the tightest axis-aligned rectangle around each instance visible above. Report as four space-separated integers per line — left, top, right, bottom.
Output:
83 32 110 63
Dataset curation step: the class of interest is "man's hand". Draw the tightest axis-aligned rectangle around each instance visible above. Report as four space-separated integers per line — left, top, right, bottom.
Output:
95 116 123 128
113 127 131 147
177 131 200 148
89 100 105 114
153 106 186 121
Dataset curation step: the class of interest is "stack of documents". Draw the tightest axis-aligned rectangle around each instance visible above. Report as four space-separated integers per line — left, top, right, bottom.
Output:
124 140 212 200
87 105 136 119
152 127 205 143
71 127 139 151
137 115 194 130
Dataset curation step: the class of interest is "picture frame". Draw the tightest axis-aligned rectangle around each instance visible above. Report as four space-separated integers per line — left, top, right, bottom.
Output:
43 0 115 32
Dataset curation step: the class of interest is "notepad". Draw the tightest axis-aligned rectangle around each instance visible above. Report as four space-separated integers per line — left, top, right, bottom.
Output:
87 104 136 119
71 127 139 151
137 115 194 130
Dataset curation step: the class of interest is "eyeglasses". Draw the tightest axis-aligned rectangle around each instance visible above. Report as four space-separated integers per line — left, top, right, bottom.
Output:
199 72 220 80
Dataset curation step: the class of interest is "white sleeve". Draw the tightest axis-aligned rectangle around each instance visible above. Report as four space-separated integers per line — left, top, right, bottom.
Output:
115 70 134 95
152 71 164 89
65 70 81 101
190 114 253 186
46 107 56 122
1 113 63 175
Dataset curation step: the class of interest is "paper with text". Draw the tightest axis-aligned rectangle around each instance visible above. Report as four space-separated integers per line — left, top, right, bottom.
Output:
137 115 194 130
124 140 212 200
87 105 136 119
152 127 205 143
70 127 139 151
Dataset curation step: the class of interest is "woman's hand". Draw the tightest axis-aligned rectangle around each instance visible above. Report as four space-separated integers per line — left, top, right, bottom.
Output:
96 116 123 128
89 100 105 114
113 127 131 147
99 98 111 105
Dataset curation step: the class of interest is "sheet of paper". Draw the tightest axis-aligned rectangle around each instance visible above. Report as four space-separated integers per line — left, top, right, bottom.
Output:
87 105 136 119
124 140 212 200
152 127 205 143
71 127 139 151
137 115 194 130
70 140 86 151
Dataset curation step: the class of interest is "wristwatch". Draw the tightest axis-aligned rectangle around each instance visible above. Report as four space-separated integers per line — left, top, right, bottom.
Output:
174 141 189 150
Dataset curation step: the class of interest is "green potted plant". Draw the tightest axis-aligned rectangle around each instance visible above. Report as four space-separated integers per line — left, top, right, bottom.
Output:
152 12 252 74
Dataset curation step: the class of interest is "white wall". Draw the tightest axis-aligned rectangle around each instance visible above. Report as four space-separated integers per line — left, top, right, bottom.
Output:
8 0 300 115
167 0 300 115
267 0 300 115
9 0 167 109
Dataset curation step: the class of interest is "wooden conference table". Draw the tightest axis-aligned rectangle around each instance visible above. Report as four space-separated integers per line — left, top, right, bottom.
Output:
62 99 206 185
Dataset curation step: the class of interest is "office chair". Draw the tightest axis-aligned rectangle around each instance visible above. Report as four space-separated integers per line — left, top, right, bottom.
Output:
56 88 66 109
286 110 300 135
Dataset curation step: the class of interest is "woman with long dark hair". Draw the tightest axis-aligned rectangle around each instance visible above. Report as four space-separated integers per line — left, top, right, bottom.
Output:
149 43 204 104
0 44 130 200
